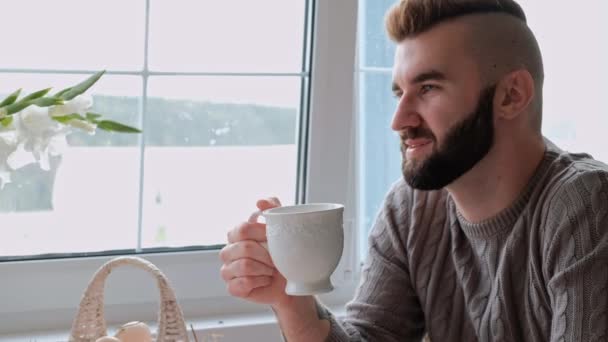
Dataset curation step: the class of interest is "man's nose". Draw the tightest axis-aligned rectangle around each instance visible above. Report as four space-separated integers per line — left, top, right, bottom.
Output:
390 93 422 132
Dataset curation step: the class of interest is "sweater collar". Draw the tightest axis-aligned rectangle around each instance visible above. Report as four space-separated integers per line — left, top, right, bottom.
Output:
453 149 556 239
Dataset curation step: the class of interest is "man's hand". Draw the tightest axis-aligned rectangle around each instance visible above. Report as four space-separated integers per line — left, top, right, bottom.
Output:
220 197 292 307
220 197 330 341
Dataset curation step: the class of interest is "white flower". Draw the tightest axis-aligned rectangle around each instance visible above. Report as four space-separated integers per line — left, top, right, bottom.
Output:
20 105 59 134
0 131 17 188
47 94 98 135
0 71 139 183
0 118 18 188
49 94 93 117
67 119 97 133
7 106 69 171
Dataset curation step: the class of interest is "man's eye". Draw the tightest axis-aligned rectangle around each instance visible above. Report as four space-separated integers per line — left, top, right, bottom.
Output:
393 92 403 99
420 84 437 94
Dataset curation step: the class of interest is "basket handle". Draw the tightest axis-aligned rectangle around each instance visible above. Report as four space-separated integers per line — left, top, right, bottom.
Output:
69 256 190 342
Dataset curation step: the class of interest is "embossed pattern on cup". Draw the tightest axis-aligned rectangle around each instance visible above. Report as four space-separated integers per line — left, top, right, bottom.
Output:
263 203 344 296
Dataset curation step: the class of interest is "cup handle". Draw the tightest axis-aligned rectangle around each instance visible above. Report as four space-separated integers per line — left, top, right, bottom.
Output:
248 210 269 251
248 210 262 223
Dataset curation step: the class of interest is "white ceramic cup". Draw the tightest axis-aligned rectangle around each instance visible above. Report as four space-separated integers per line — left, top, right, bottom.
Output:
252 203 344 296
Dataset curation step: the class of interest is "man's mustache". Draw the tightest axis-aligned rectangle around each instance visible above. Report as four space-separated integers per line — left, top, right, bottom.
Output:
398 127 435 141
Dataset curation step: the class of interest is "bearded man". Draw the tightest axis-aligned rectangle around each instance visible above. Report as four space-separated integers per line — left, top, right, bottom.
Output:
220 1 608 341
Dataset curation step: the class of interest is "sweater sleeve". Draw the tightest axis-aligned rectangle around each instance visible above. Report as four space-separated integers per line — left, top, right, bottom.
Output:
543 170 608 342
324 182 426 341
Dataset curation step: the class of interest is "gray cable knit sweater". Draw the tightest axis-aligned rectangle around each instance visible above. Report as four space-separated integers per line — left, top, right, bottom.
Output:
320 143 608 341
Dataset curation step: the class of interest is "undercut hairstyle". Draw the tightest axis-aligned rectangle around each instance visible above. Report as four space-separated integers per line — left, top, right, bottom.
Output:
385 0 526 41
386 0 545 132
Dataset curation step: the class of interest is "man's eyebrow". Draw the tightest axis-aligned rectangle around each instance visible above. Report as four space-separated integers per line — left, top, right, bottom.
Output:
411 70 446 84
392 70 446 93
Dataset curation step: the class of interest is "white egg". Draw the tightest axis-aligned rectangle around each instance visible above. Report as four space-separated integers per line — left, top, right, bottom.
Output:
95 337 121 342
115 321 153 342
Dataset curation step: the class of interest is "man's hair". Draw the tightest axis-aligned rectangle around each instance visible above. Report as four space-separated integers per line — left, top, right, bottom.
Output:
385 0 526 42
386 0 545 132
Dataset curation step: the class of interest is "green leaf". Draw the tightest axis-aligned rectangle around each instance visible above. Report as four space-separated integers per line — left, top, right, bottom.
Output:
97 120 141 133
52 113 86 124
54 87 72 98
4 97 64 114
29 97 64 107
85 112 103 123
60 70 105 101
4 101 29 115
0 89 22 107
0 116 13 127
20 88 52 102
5 99 32 115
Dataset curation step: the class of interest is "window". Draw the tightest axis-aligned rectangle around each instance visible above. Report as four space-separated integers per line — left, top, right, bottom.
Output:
0 0 306 258
0 0 360 335
356 0 608 255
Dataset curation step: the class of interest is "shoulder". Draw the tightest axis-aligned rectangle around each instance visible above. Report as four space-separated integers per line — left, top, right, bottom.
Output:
541 144 608 234
543 146 608 209
541 146 608 276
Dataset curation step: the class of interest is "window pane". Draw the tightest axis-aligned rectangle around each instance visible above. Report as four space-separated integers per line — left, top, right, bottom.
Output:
0 0 145 70
358 0 395 69
141 76 301 247
0 75 142 257
149 0 306 72
357 72 400 253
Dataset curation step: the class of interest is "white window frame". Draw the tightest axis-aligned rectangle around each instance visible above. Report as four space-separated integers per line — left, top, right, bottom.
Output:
0 0 360 336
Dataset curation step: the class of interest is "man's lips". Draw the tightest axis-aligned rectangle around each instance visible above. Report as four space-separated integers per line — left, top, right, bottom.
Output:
404 139 433 148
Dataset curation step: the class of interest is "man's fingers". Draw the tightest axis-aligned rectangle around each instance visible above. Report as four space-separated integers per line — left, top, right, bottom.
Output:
226 276 273 298
256 197 282 211
219 240 274 267
227 221 266 244
220 258 275 281
225 197 281 249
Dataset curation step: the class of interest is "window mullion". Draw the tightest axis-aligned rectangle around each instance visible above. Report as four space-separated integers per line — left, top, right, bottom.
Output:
135 0 152 251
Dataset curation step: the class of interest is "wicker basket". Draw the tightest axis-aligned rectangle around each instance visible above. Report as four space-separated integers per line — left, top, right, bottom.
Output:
69 256 190 342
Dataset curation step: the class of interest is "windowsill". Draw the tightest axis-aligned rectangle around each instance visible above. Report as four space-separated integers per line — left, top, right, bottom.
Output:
0 304 348 342
0 249 359 336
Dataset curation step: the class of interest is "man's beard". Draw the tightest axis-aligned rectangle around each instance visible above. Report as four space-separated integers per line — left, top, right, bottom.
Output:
401 85 496 190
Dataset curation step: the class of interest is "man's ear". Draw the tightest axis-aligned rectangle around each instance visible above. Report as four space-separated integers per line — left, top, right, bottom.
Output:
494 69 535 120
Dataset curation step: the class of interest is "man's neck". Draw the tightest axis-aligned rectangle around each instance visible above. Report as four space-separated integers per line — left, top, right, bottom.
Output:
446 135 546 223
